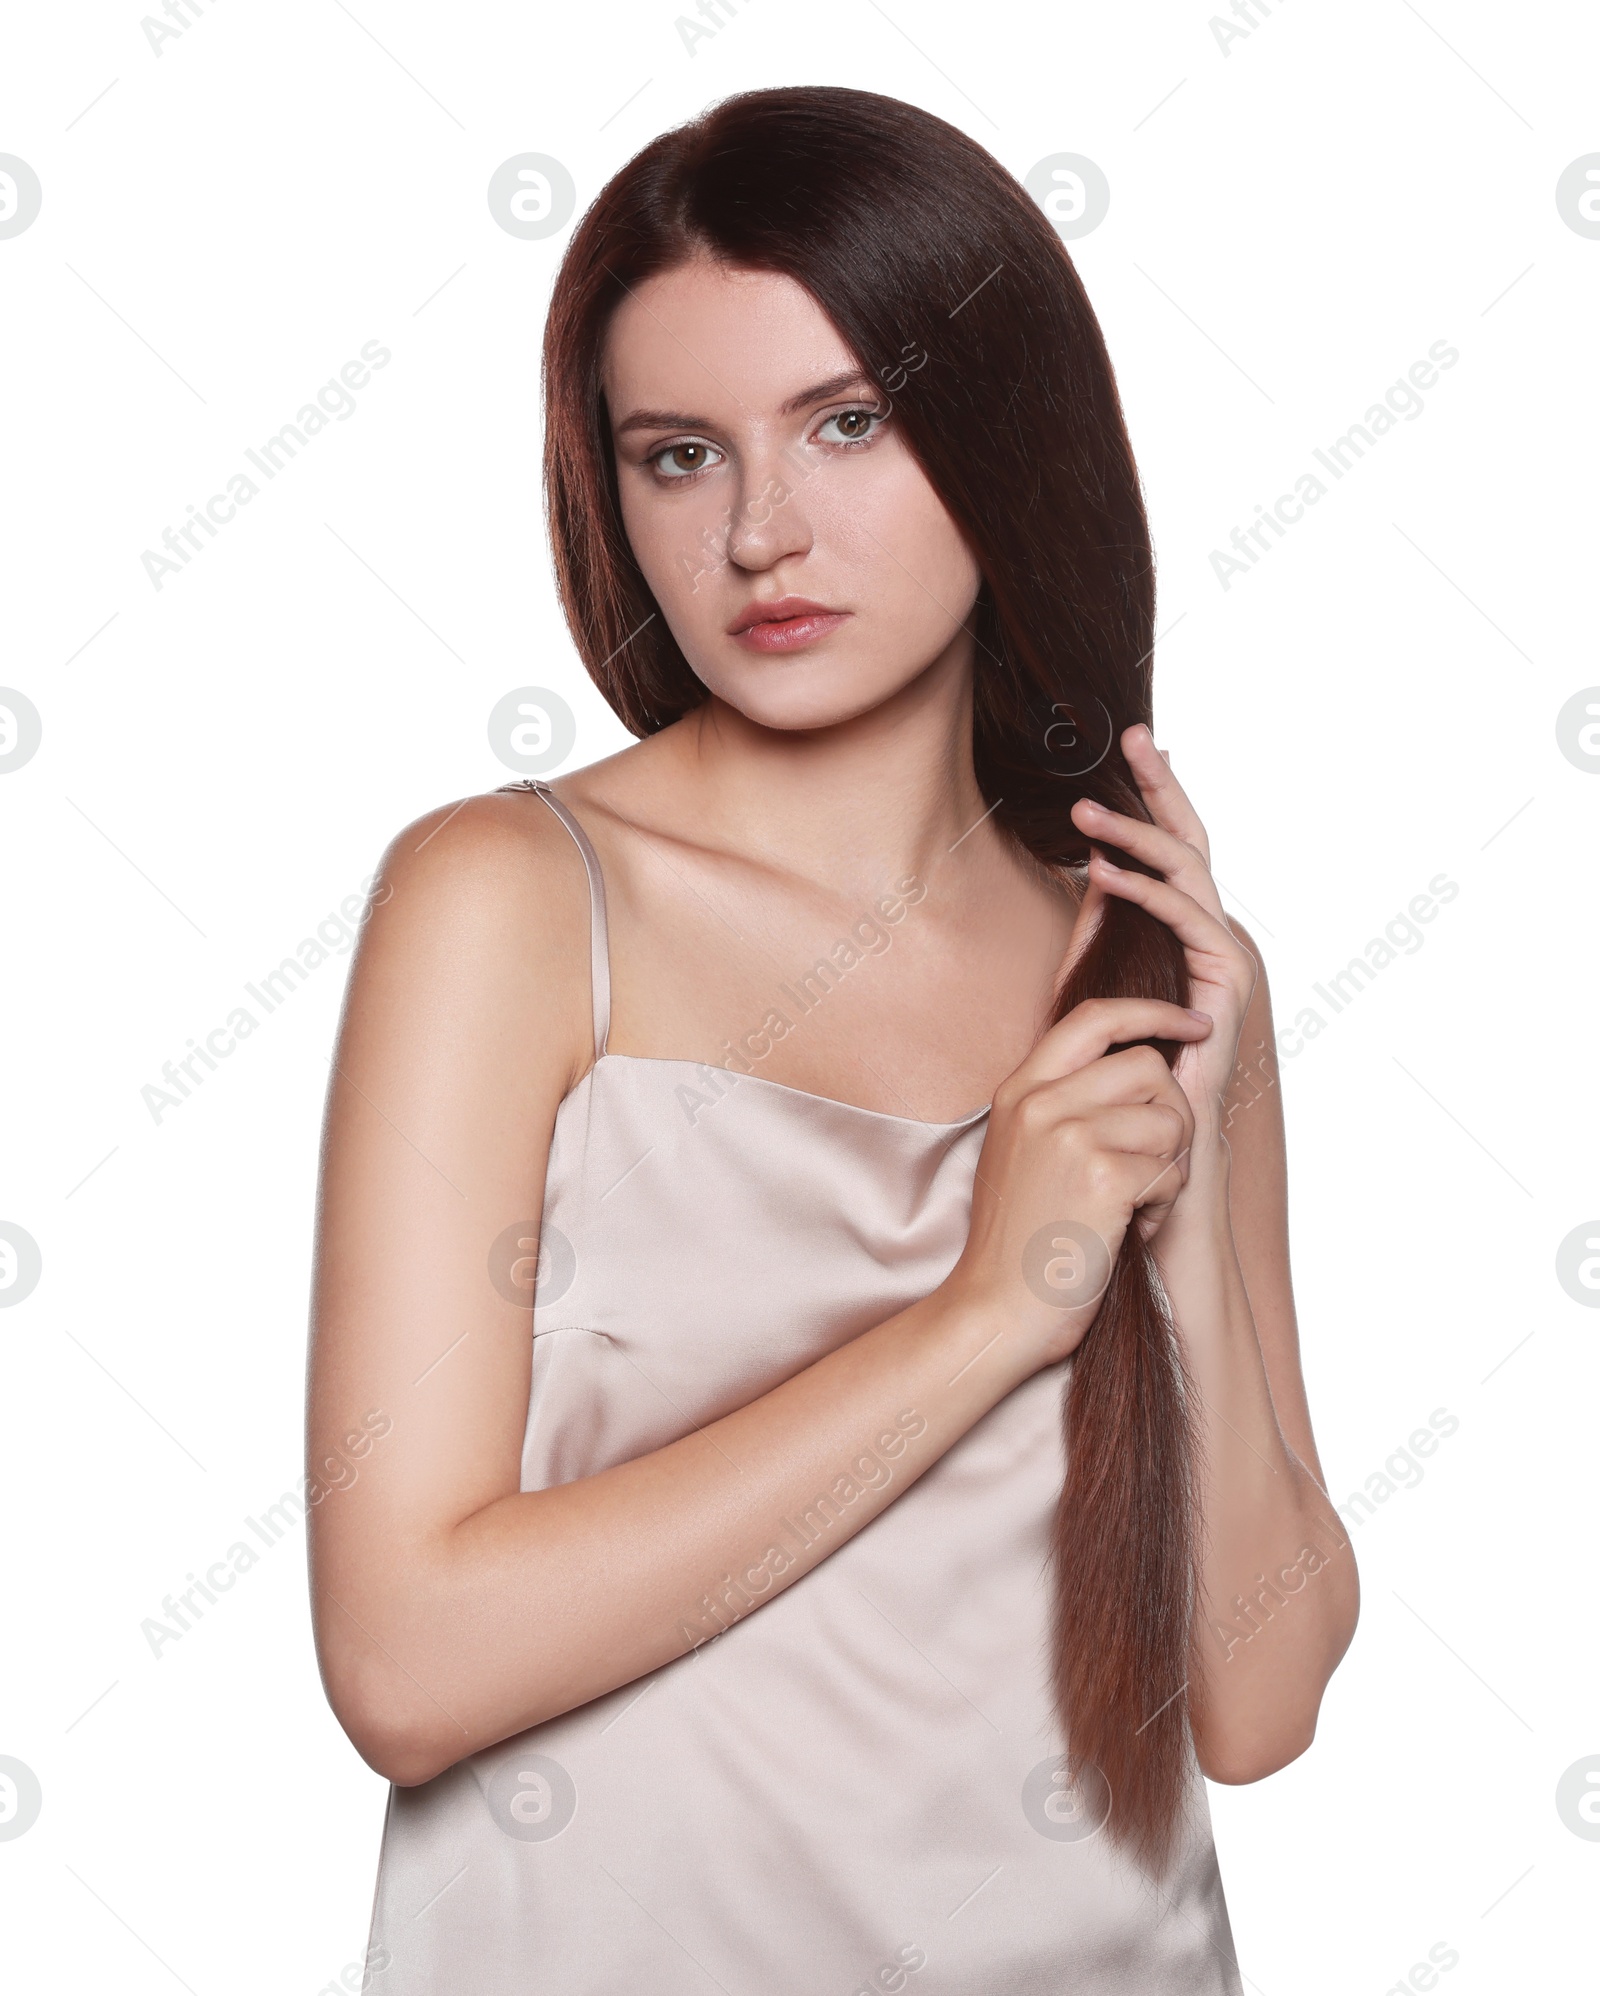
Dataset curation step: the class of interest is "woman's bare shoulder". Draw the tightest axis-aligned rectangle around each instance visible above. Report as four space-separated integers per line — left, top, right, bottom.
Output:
369 784 594 928
347 784 601 1100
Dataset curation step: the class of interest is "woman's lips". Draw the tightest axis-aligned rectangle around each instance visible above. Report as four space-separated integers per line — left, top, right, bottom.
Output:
731 611 850 653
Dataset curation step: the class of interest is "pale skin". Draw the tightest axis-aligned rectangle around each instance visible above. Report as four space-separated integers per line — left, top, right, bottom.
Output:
307 252 1358 1799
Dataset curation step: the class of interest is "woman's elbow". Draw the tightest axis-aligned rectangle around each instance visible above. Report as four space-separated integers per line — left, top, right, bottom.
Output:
1197 1720 1316 1786
319 1642 462 1788
340 1697 469 1788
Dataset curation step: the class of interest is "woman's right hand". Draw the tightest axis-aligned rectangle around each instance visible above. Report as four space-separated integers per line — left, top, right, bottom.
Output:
938 998 1213 1375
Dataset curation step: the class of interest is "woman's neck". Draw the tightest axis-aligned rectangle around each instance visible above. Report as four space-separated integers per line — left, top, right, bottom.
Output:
656 646 997 895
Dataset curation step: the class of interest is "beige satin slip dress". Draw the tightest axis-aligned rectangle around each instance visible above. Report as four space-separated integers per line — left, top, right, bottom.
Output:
362 777 1244 1994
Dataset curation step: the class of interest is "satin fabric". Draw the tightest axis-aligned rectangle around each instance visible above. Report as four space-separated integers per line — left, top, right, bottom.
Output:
362 784 1244 1994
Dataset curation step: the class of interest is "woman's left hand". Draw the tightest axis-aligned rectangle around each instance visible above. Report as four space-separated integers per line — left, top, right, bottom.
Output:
1065 722 1258 1164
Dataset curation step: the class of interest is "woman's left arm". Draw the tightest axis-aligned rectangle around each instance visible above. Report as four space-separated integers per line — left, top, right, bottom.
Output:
1071 725 1360 1786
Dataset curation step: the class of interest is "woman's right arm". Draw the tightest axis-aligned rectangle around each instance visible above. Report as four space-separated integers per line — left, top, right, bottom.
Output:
306 794 1208 1787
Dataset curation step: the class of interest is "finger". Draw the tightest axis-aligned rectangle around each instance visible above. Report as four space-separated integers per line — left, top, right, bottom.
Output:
1085 1103 1190 1159
1086 850 1249 973
1023 1043 1200 1125
1010 998 1211 1091
1134 1185 1185 1241
1069 796 1224 921
1117 1141 1191 1214
1121 724 1209 854
1062 1129 1190 1213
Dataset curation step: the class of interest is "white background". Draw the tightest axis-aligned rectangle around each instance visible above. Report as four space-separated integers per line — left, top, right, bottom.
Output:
3 2 1597 1991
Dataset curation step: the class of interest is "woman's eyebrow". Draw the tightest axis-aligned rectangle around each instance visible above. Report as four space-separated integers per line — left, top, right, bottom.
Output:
612 369 878 438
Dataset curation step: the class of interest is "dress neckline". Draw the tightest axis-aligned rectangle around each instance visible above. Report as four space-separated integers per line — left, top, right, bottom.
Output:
510 780 992 1133
588 1050 992 1131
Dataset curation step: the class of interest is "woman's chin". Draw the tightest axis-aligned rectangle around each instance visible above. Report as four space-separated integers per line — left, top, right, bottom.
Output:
726 694 903 737
698 662 939 737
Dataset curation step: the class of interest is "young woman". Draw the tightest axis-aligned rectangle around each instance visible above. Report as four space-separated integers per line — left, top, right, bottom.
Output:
308 85 1357 1993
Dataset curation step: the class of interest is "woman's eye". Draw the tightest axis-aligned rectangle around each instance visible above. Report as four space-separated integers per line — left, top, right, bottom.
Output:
650 440 724 479
817 406 886 446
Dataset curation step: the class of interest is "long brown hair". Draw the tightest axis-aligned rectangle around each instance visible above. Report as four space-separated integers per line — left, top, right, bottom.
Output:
541 85 1198 1875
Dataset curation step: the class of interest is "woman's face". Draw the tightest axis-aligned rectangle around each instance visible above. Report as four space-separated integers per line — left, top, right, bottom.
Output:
600 253 983 732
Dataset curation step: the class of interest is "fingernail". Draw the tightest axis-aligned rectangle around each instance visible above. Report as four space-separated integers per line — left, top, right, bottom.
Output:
1185 1008 1212 1022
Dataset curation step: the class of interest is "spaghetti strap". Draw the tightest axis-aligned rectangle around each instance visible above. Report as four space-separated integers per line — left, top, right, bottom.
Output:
497 779 611 1059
